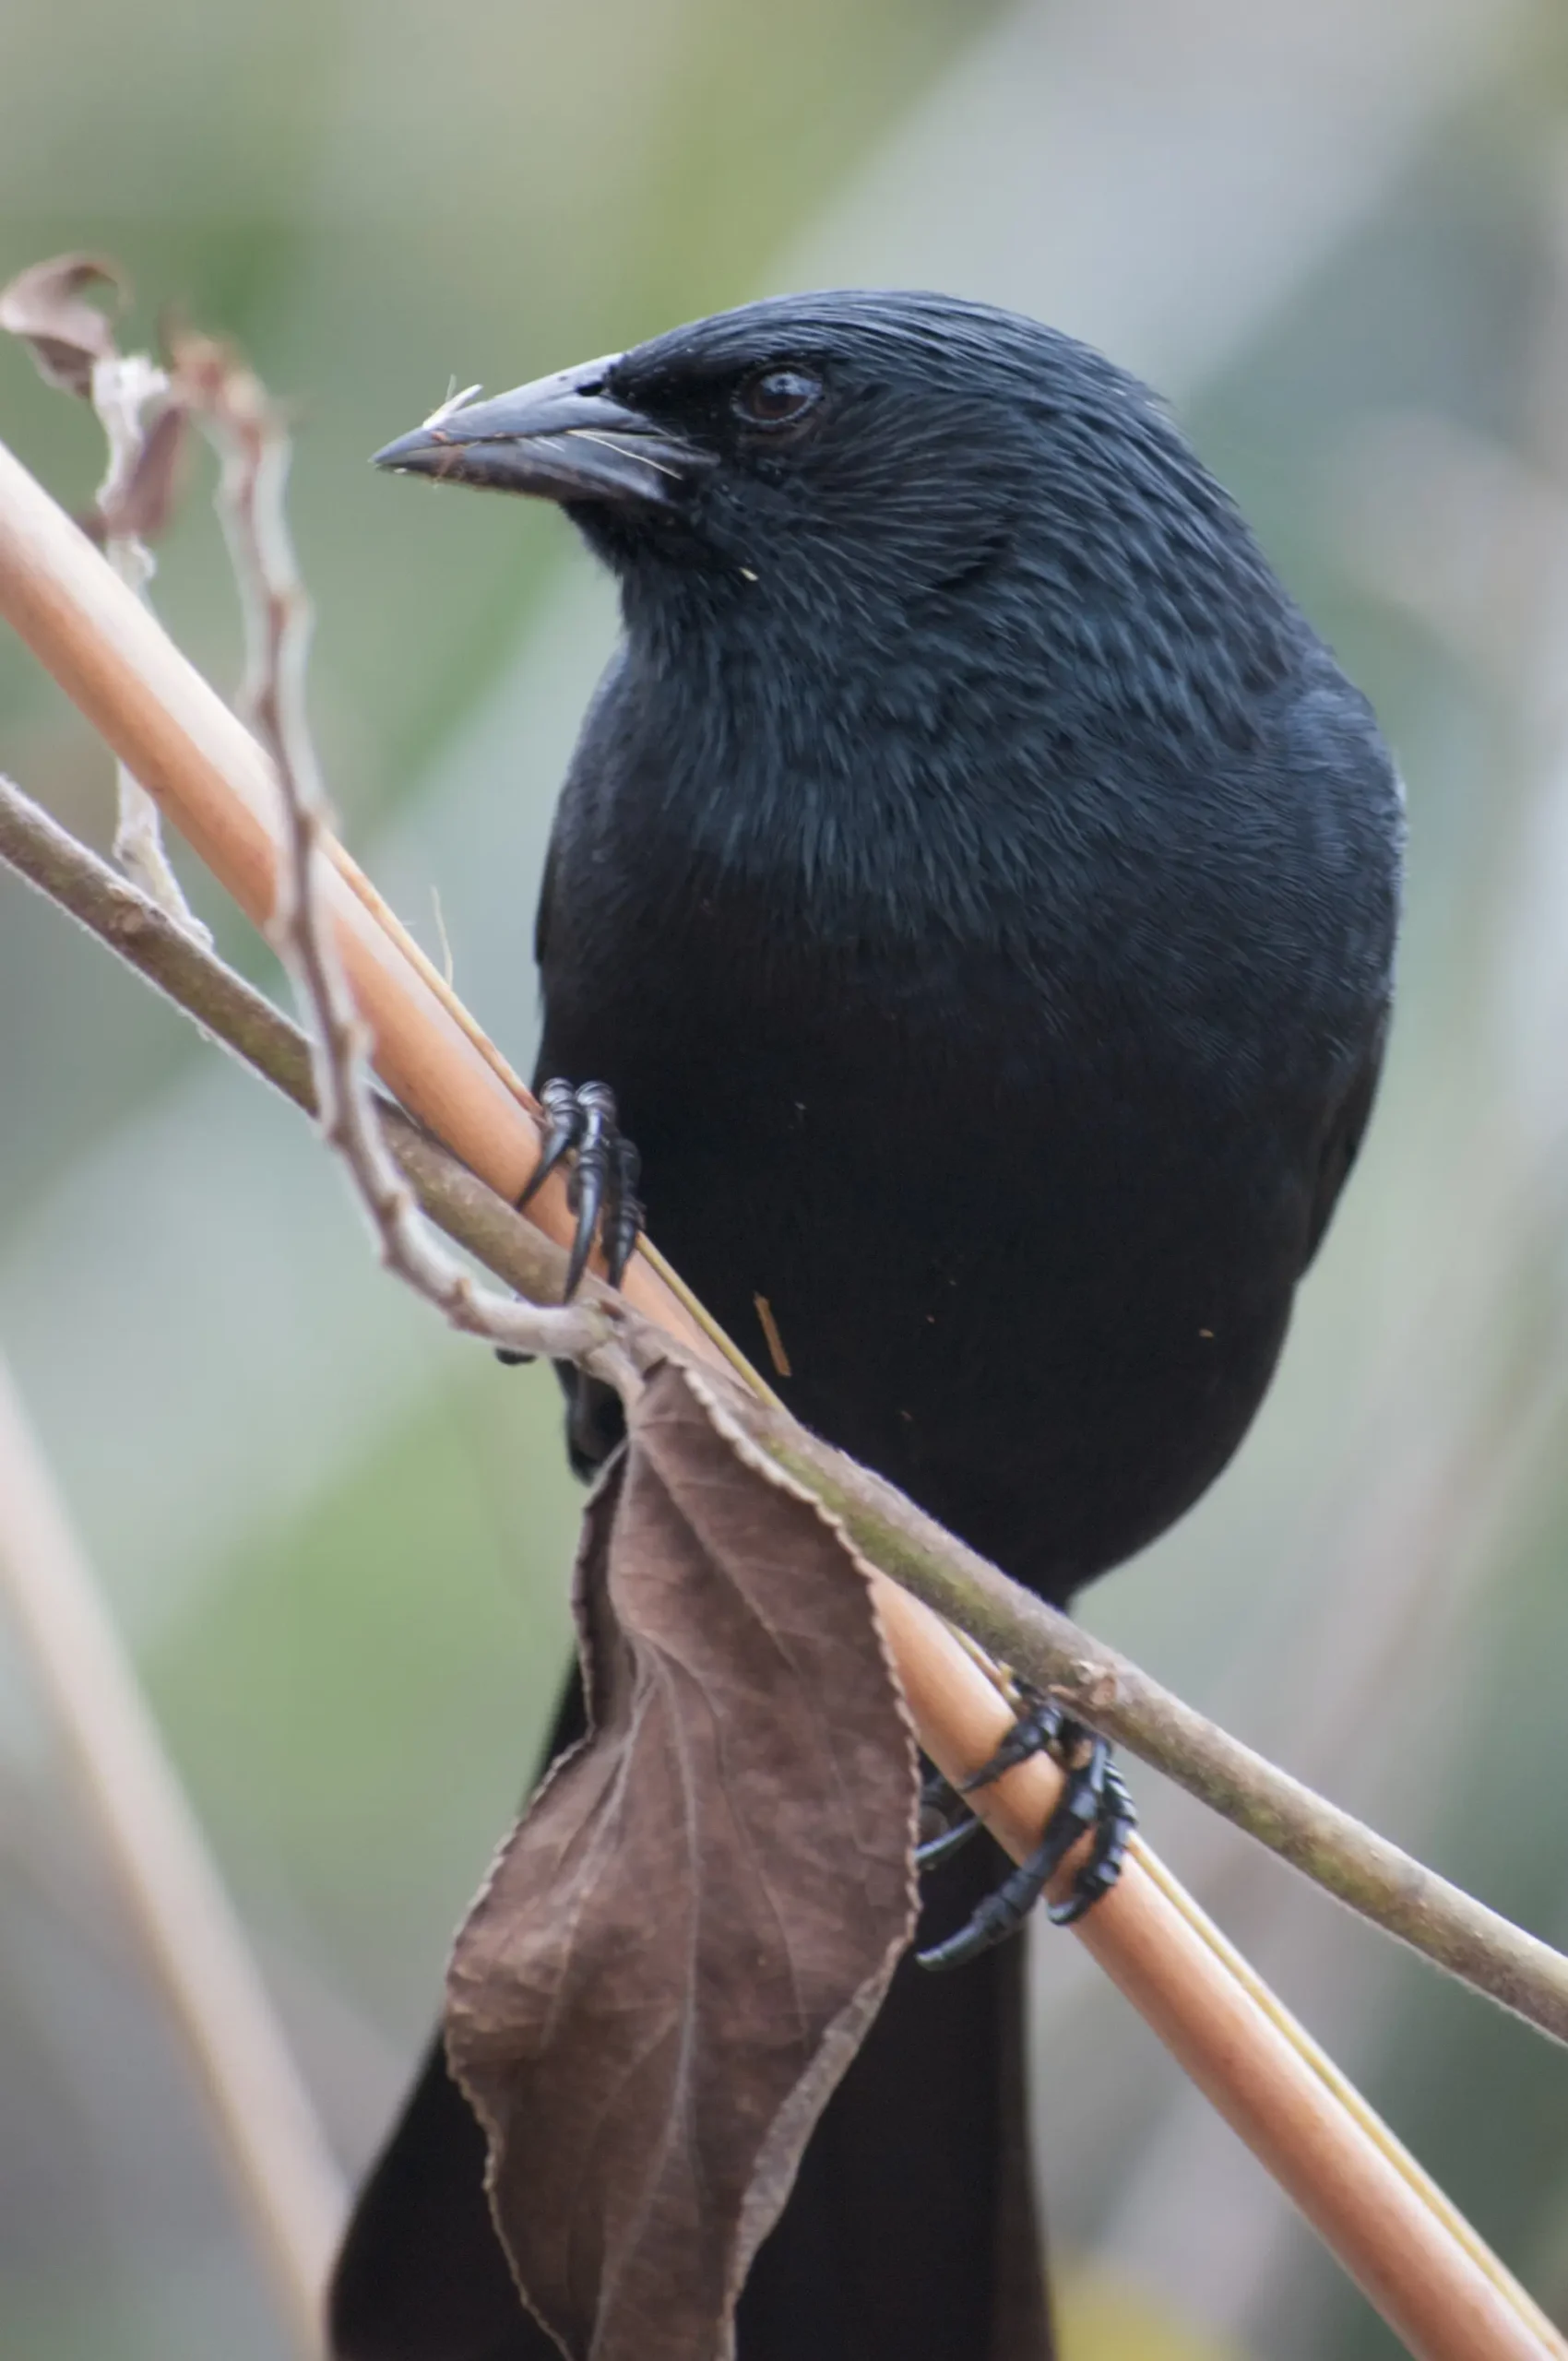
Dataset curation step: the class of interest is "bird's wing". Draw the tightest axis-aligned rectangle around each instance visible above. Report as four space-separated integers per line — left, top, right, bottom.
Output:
1301 1013 1389 1274
532 822 561 975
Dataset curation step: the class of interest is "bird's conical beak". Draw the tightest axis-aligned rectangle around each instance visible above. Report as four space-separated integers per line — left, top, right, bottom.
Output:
372 356 709 510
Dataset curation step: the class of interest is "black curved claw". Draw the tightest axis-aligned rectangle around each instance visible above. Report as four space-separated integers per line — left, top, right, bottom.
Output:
562 1083 614 1296
916 1707 1135 1973
517 1079 644 1299
957 1693 1063 1793
915 1768 983 1869
600 1134 644 1288
1049 1761 1135 1928
517 1078 585 1212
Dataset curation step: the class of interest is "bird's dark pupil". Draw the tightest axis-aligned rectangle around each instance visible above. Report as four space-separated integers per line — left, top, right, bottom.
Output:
738 367 819 425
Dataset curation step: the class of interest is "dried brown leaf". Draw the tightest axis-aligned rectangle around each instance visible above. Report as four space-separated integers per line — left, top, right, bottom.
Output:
447 1358 920 2361
0 252 126 396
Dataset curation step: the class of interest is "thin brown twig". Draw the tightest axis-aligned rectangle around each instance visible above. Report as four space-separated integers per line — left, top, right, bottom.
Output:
172 332 307 789
744 1406 1568 2041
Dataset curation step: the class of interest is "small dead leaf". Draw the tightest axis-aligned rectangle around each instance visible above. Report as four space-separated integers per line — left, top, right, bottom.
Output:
0 252 127 396
446 1358 920 2361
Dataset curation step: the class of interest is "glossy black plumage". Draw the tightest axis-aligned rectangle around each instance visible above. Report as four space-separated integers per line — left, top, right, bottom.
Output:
534 293 1401 1598
338 291 1402 2361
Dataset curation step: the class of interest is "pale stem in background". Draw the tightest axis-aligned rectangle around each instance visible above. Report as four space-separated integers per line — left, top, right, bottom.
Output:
0 1350 343 2358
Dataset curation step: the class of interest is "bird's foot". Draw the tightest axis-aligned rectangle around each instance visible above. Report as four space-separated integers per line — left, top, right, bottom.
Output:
517 1078 645 1299
915 1694 1135 1972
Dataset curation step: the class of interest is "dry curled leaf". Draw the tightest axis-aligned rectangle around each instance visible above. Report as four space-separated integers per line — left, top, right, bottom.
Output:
446 1358 921 2361
0 252 126 396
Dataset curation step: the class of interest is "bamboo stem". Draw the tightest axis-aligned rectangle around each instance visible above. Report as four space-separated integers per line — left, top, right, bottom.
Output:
873 1584 1562 2361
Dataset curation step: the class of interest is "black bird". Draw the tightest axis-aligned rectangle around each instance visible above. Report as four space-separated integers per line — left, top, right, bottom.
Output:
334 291 1402 2361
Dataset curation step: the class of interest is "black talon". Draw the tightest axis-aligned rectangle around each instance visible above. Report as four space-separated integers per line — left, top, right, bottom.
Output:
1049 1761 1134 1927
514 1079 644 1300
916 1814 984 1870
600 1135 644 1287
563 1084 614 1296
957 1693 1063 1793
915 1767 983 1869
916 1701 1136 1971
518 1078 585 1211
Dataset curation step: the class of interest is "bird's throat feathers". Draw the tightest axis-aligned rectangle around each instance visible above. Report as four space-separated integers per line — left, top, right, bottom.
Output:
593 544 1304 961
601 611 1056 949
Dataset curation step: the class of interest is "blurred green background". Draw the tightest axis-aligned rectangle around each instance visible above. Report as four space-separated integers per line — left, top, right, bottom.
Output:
5 3 1568 2355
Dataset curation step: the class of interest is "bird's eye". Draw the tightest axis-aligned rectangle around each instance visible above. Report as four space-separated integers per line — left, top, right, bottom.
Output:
733 366 823 430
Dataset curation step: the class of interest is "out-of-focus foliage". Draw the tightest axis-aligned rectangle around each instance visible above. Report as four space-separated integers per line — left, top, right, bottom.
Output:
4 4 1568 2356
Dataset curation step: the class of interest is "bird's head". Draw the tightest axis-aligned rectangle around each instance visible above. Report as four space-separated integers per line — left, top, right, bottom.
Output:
374 290 1292 702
